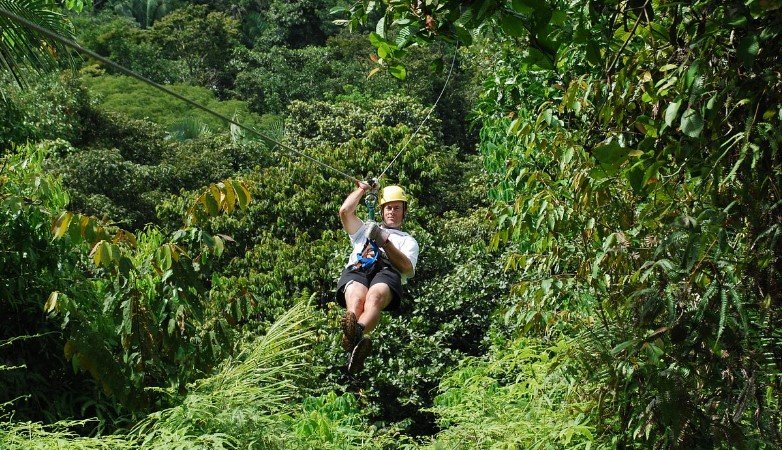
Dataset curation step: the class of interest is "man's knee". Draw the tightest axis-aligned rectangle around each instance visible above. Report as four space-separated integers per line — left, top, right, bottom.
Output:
366 285 392 309
345 281 368 303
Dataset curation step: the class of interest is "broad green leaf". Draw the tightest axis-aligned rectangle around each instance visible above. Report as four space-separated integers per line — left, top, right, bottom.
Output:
501 13 527 38
213 236 224 257
737 34 760 66
532 6 553 33
728 16 747 27
106 243 119 265
203 192 219 217
512 0 535 14
68 215 83 242
551 10 567 25
593 141 631 167
685 62 700 89
643 161 666 185
664 100 681 127
472 0 494 22
680 108 704 137
210 184 223 210
611 339 636 355
527 47 553 70
585 42 602 66
626 162 645 193
232 180 249 209
157 245 173 271
118 256 134 278
389 64 407 80
368 32 384 48
452 23 474 45
377 44 390 59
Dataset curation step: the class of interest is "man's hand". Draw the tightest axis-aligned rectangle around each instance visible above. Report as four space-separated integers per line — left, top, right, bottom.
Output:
366 222 389 245
357 179 378 192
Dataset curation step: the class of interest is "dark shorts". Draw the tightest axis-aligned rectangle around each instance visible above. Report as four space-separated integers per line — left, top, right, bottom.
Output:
336 261 403 311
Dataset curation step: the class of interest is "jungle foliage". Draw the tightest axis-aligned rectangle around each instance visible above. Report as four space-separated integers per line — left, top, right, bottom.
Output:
348 0 782 447
1 0 781 449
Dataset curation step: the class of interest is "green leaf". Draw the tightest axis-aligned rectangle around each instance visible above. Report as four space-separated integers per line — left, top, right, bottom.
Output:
593 141 631 167
551 10 567 25
118 256 134 278
664 100 681 127
203 192 219 216
213 236 224 257
527 47 553 70
368 32 384 48
626 161 645 193
585 42 602 66
389 64 407 80
512 0 535 14
375 17 386 38
532 6 553 33
157 245 173 271
91 241 109 267
452 24 474 45
501 13 527 38
737 34 760 66
232 180 250 209
680 108 704 137
685 62 700 89
643 161 666 185
611 339 636 355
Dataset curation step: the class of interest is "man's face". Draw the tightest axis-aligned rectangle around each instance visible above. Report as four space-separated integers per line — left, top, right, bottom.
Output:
382 201 405 229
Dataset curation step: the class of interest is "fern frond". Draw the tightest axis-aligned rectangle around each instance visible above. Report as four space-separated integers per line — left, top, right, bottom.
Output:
716 287 728 343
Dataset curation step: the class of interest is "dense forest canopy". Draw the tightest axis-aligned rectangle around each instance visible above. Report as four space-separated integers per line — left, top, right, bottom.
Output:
1 0 780 448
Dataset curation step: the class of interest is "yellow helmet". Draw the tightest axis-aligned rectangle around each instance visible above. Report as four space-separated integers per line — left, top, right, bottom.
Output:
379 185 409 208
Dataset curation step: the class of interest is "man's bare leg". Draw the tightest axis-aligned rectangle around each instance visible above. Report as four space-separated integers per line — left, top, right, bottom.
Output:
357 283 393 333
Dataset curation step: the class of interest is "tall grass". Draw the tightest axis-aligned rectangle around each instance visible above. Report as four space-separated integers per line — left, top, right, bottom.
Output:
0 420 132 450
130 298 320 448
2 296 398 449
425 337 610 450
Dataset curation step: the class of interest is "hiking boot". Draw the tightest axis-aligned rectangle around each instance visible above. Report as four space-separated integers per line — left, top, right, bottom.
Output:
347 337 372 375
340 311 360 352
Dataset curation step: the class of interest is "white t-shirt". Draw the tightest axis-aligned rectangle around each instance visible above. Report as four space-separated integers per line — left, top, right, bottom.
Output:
345 222 419 284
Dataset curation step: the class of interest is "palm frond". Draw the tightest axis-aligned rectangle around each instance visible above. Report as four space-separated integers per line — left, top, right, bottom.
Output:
167 117 211 141
0 0 75 87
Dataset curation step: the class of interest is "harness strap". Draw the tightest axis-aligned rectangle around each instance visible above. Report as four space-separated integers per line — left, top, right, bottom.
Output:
355 239 380 269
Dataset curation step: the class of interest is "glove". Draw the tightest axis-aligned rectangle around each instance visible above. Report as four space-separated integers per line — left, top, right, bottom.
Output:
366 222 389 245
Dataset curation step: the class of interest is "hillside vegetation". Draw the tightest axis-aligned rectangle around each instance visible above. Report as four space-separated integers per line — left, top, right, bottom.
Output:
1 0 780 448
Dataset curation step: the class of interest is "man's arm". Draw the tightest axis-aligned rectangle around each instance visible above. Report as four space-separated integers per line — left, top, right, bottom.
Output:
379 240 414 277
339 182 370 235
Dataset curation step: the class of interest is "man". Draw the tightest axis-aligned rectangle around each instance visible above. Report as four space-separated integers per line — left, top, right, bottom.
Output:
336 182 419 375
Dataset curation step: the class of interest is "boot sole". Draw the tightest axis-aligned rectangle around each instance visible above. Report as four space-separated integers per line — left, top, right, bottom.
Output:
340 311 358 352
348 337 372 375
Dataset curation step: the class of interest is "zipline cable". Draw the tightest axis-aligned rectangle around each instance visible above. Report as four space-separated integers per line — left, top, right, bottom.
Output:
0 6 361 184
377 44 458 181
